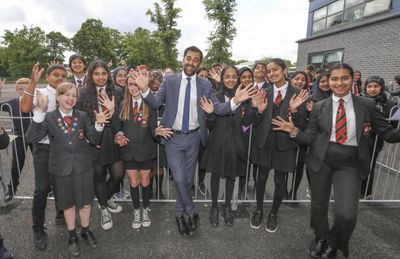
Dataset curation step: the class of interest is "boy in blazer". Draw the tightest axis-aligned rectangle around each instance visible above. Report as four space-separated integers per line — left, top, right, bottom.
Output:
272 63 400 258
26 82 108 257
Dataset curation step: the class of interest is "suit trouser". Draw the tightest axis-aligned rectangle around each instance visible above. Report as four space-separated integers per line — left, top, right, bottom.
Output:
32 144 52 231
309 142 360 257
165 131 200 217
10 136 32 191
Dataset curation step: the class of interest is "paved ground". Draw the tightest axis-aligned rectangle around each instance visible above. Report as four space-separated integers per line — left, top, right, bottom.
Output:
1 199 400 259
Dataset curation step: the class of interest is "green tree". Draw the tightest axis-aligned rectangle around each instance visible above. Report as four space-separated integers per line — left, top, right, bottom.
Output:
202 0 237 66
45 31 71 62
1 25 48 78
121 28 159 69
71 19 116 62
146 0 181 69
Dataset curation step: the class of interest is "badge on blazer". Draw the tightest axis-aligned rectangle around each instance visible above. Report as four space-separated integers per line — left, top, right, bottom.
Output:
142 118 148 128
363 122 372 136
240 106 246 118
79 129 85 140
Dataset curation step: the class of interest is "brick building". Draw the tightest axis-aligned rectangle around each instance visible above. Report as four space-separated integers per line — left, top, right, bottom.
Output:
296 0 400 86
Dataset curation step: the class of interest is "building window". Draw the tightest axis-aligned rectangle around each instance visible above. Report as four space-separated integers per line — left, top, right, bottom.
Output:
308 50 344 70
312 0 391 34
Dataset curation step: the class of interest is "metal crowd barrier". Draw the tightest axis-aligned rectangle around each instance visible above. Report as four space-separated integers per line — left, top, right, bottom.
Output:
2 101 400 209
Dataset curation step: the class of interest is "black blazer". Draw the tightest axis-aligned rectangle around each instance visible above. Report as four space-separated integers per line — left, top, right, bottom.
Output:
0 98 32 135
68 76 87 88
25 110 102 176
113 101 158 162
295 95 400 179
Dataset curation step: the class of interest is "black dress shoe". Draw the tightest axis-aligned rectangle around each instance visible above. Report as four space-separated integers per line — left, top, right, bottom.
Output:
222 206 234 226
55 210 65 225
33 229 48 251
308 237 327 258
321 244 337 259
4 186 14 203
187 214 199 236
68 237 80 257
81 230 97 248
176 216 189 237
209 206 219 227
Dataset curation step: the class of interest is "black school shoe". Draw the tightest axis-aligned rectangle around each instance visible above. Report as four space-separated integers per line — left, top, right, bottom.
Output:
81 230 97 248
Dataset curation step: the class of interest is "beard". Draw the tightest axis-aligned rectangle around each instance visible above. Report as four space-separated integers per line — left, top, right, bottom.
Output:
183 64 197 76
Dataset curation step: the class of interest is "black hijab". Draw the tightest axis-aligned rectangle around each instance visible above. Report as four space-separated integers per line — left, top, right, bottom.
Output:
312 72 331 102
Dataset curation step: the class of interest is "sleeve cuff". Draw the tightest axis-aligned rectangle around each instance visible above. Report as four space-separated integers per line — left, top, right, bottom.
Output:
230 99 240 111
141 88 150 98
32 111 46 123
95 123 104 132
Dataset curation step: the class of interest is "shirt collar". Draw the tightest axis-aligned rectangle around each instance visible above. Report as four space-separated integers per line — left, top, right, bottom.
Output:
273 81 289 92
332 91 352 103
132 97 142 104
74 75 85 82
46 85 57 94
182 71 194 82
59 109 73 117
96 86 106 92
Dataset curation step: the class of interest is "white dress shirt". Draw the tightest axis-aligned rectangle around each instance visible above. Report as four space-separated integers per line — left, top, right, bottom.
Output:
255 81 266 89
273 81 289 102
74 75 86 87
330 92 357 146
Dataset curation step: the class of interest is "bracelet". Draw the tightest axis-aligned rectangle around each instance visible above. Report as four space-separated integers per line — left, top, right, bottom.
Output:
23 91 34 97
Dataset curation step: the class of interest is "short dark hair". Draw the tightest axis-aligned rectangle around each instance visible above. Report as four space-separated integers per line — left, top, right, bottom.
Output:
267 58 287 71
196 66 208 75
327 63 354 79
306 64 314 71
47 64 67 75
183 46 203 62
68 54 87 70
252 61 266 71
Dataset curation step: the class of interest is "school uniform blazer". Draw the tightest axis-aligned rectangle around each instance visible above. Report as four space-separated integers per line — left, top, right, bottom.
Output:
294 95 400 179
25 110 103 176
68 76 87 88
113 101 158 162
251 85 307 150
144 73 235 146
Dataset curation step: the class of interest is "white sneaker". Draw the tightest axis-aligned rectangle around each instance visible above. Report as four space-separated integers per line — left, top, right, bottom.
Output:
142 208 151 227
101 208 113 230
107 199 123 213
132 209 141 229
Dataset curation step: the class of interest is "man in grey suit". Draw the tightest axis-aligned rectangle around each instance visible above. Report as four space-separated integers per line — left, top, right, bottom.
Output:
136 46 255 237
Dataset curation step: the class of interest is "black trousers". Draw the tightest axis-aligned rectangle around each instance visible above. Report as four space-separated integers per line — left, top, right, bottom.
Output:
9 136 32 191
310 143 360 257
31 144 52 231
255 166 287 214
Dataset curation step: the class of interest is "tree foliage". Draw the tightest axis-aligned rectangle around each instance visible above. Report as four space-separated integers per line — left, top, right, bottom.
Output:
146 0 181 70
202 0 237 66
121 28 159 69
71 19 117 62
46 31 71 62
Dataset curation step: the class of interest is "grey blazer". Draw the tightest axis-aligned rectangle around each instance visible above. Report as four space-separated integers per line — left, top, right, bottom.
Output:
25 109 102 176
295 95 400 179
144 73 234 146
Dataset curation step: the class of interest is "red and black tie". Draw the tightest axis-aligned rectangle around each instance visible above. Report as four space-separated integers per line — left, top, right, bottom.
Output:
335 99 347 144
133 101 139 122
64 115 72 134
274 90 282 106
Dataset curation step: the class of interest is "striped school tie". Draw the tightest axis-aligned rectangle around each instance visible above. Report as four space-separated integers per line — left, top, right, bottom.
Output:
335 99 347 144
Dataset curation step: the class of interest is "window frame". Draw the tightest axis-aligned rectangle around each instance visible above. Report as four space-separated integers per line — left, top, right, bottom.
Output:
307 49 345 70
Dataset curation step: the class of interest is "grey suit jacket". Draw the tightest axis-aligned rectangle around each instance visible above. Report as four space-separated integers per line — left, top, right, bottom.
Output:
25 109 103 176
144 73 233 146
295 95 400 179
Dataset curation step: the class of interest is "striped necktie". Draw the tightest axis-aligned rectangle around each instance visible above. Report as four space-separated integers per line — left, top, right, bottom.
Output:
335 99 347 144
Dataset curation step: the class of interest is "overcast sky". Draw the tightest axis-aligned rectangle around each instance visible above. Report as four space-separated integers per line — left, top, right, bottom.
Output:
0 0 309 63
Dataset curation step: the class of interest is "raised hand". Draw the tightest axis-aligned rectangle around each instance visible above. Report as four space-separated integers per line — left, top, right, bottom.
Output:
98 93 115 116
200 96 214 114
252 89 268 113
36 90 48 112
272 116 296 133
208 69 221 83
289 89 309 112
31 63 44 83
47 60 59 66
233 84 258 104
94 110 111 124
155 125 173 139
132 69 150 91
115 134 129 147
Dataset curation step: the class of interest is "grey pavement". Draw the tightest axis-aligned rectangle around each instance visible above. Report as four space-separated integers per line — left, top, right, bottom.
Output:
1 199 400 258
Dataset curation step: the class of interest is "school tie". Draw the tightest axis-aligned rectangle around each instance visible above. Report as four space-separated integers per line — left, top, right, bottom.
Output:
133 101 139 122
335 99 347 144
353 83 358 95
64 115 72 134
77 79 82 88
274 90 282 106
182 77 191 133
98 88 108 113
